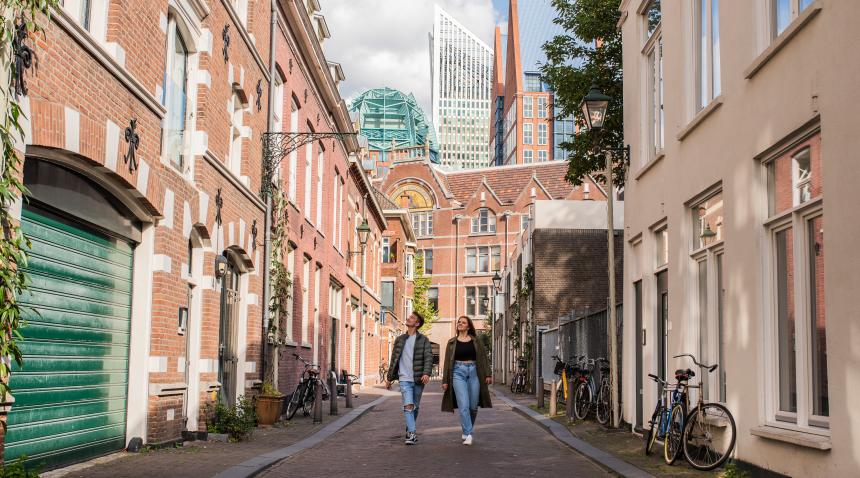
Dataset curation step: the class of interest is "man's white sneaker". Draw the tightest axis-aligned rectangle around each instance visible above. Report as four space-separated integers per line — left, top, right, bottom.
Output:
463 435 473 446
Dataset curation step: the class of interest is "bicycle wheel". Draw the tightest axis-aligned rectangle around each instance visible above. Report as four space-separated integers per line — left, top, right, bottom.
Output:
596 379 611 425
285 382 306 420
683 403 737 471
664 403 686 465
302 382 316 416
510 376 518 393
573 382 591 420
644 406 662 455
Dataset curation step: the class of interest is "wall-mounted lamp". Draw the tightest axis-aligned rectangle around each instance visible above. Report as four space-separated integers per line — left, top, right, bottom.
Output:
214 254 229 279
178 306 188 335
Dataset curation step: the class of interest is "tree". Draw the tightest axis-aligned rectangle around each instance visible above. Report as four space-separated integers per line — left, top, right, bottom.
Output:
412 254 437 333
541 0 625 186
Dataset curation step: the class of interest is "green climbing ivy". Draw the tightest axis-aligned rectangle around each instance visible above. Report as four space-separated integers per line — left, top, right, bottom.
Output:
1 2 60 404
267 189 292 345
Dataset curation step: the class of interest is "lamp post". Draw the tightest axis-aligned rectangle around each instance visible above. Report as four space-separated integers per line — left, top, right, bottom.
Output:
349 217 371 384
490 272 502 375
580 85 629 429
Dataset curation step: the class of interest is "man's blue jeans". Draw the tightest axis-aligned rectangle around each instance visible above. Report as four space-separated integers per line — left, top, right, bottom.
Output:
399 380 424 433
452 361 480 436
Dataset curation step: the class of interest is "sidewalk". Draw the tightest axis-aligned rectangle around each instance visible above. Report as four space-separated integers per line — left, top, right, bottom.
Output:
43 390 385 478
493 385 726 478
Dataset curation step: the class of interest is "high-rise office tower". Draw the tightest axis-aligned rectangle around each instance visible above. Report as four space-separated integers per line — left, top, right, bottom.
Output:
490 0 576 166
430 5 493 170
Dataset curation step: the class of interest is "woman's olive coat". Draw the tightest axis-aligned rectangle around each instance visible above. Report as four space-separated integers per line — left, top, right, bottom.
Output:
441 336 493 412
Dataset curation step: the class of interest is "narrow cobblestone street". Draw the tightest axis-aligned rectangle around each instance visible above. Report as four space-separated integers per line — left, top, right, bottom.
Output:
260 386 610 477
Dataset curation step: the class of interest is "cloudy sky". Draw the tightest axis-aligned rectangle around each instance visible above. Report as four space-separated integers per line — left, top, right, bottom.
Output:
320 0 509 115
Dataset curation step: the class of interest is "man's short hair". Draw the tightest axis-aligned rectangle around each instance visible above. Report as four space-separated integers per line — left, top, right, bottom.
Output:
412 311 425 328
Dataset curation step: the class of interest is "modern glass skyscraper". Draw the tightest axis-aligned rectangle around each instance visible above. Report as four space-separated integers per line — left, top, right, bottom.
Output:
490 0 577 166
430 5 493 170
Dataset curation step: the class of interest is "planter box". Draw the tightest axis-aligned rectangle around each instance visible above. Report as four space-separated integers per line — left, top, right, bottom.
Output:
208 433 229 442
256 396 284 426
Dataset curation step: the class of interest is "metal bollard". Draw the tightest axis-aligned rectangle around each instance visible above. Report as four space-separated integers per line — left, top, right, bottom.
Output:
313 381 323 424
329 375 338 416
537 378 545 409
566 376 575 419
549 381 558 416
345 376 354 409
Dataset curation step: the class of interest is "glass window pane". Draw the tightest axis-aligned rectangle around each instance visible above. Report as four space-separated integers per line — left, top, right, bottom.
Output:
717 254 726 402
775 228 797 415
800 0 813 10
165 26 188 169
774 0 791 36
697 0 708 110
466 248 476 273
478 247 489 272
808 216 828 418
698 259 709 399
711 0 720 97
656 228 668 266
646 0 662 38
692 191 723 250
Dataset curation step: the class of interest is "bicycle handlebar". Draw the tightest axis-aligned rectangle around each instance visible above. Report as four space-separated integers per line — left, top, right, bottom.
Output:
673 353 718 373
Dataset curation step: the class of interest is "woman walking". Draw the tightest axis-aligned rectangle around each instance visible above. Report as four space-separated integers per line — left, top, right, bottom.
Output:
441 316 492 445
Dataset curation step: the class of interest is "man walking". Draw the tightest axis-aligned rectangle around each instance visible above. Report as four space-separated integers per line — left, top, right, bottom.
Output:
385 312 433 445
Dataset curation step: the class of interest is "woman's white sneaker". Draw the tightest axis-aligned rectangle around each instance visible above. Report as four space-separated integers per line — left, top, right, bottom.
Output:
463 435 473 446
461 434 466 440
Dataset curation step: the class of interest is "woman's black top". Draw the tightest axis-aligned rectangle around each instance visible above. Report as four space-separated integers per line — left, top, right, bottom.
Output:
454 338 477 361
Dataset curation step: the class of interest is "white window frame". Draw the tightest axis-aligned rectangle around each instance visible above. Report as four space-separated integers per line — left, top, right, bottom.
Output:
405 254 414 280
537 123 548 145
288 99 299 203
537 97 548 118
761 130 828 434
694 0 721 111
538 150 548 162
381 237 391 263
523 96 533 118
645 33 664 161
302 256 310 345
162 15 192 173
316 144 324 226
231 0 248 26
689 188 726 404
303 138 313 218
523 123 533 145
228 92 245 177
285 245 295 343
769 0 815 39
523 150 533 163
412 211 433 237
471 208 496 234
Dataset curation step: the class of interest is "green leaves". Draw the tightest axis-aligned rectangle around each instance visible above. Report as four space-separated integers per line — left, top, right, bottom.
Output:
542 0 625 187
0 0 60 400
413 254 437 333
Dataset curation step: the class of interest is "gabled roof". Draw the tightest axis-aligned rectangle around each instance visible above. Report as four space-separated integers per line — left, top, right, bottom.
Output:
438 161 575 205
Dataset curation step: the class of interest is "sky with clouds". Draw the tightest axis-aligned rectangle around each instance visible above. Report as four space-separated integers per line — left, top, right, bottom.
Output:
320 0 510 116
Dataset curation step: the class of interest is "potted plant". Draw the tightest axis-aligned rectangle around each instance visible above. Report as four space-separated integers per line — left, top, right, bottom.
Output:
256 381 284 426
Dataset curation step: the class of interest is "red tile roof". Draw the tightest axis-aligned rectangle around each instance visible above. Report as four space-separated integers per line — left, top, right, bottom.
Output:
440 162 574 204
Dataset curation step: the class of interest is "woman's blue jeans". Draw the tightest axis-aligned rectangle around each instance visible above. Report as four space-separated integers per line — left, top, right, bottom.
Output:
452 361 480 436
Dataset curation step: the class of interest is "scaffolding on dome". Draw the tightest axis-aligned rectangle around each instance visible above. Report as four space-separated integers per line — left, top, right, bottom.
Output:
350 87 440 165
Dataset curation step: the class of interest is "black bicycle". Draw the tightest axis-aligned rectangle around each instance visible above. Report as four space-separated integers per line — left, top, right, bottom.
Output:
285 353 327 420
510 358 528 394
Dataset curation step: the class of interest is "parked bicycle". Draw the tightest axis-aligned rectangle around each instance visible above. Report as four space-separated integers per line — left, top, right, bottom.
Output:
285 353 328 420
510 358 528 394
572 357 611 425
665 367 693 465
674 354 737 471
551 354 584 407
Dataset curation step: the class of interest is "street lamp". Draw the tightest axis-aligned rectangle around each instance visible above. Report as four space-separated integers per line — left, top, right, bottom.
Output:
481 296 490 316
580 85 612 135
356 218 371 249
492 271 502 292
347 212 372 386
579 85 627 429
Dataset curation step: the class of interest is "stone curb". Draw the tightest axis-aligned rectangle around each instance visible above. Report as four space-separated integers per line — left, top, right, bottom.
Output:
213 394 391 478
491 390 655 478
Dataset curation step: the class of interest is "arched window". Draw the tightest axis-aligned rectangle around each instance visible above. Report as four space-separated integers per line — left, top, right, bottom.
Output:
471 208 496 234
164 15 189 170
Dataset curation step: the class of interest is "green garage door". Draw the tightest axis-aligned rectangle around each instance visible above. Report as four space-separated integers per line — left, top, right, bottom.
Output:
6 207 133 468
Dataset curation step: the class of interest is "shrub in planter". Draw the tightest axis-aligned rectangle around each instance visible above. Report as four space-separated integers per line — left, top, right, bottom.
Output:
0 457 39 478
256 381 284 426
205 396 257 442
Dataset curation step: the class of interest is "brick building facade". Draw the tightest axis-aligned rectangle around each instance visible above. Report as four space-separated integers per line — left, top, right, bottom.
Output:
2 0 387 469
374 159 606 368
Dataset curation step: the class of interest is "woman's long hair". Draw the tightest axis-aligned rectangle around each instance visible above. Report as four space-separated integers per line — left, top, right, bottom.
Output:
457 315 477 337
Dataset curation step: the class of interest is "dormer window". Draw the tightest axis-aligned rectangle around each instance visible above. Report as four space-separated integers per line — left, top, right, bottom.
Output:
471 208 496 234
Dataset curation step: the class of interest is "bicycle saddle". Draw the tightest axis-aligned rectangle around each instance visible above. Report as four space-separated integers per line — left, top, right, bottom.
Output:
674 368 695 381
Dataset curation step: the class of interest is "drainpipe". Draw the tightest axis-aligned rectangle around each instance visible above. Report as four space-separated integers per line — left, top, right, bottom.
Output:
502 211 511 383
261 0 278 387
452 214 463 321
359 193 368 386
